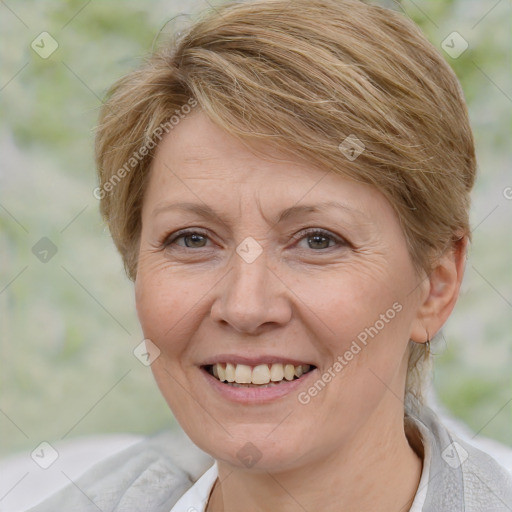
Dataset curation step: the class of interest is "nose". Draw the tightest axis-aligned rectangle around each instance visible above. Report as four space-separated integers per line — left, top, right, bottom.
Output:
210 248 292 335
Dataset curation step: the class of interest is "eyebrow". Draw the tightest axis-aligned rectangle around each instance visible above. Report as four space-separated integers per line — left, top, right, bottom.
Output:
151 200 368 225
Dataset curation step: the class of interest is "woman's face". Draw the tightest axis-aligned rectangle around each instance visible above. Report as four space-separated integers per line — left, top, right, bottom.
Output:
135 111 428 472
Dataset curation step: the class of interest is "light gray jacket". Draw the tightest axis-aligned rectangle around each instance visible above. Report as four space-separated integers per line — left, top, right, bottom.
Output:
28 406 512 511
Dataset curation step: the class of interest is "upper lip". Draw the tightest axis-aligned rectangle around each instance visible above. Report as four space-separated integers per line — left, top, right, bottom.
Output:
200 354 316 367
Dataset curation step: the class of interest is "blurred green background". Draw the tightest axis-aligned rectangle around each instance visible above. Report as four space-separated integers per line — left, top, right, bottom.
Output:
1 0 511 457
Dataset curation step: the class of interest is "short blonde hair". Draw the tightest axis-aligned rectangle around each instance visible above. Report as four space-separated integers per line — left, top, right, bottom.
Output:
95 0 476 407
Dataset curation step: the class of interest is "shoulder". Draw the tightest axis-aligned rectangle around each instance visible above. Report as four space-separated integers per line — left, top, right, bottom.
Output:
456 435 512 511
27 429 214 512
411 405 512 512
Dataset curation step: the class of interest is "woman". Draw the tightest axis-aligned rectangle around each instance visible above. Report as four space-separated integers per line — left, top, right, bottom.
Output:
30 0 512 510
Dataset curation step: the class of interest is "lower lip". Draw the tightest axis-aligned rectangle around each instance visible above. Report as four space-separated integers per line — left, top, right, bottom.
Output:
200 366 318 404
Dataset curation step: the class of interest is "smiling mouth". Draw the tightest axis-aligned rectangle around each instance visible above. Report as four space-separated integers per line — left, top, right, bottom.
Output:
203 362 316 388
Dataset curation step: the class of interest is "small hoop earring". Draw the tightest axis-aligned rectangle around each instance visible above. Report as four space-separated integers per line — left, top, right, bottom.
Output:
425 331 431 356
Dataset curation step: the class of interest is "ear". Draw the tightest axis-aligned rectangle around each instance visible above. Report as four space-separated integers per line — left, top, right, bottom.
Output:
410 235 468 343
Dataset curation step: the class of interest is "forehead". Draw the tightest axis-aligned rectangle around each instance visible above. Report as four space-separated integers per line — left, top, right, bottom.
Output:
153 111 325 183
144 111 392 225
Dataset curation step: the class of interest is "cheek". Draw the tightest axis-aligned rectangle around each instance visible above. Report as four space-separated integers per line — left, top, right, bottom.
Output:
135 264 193 346
135 258 222 371
290 261 415 404
289 262 404 341
134 270 199 415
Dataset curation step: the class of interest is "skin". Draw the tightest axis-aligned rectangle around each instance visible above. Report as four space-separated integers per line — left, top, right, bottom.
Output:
135 111 467 512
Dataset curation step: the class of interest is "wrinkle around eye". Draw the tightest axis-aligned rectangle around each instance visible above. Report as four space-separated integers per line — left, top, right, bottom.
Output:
143 218 382 262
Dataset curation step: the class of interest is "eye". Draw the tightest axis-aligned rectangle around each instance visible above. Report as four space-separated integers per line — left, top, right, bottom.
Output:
292 228 346 250
162 229 211 249
161 227 347 252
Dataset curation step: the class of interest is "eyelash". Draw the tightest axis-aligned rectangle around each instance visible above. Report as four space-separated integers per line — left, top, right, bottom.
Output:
161 228 347 251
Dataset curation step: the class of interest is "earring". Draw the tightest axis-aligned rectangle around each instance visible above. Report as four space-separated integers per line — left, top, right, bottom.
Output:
425 331 430 356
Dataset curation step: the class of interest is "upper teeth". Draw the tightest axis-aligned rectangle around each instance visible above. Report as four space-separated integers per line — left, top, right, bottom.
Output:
211 363 311 385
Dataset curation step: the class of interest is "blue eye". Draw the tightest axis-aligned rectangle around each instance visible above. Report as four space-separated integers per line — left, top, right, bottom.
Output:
163 230 209 249
162 228 346 251
292 228 345 250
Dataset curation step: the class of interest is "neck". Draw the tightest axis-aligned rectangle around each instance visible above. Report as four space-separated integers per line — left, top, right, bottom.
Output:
207 408 423 512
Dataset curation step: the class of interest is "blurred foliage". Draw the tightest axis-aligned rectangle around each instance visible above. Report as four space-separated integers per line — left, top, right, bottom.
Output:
0 0 510 457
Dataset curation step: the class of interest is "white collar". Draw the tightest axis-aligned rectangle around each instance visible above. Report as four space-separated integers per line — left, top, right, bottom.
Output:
169 426 432 512
408 417 432 511
170 460 218 511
